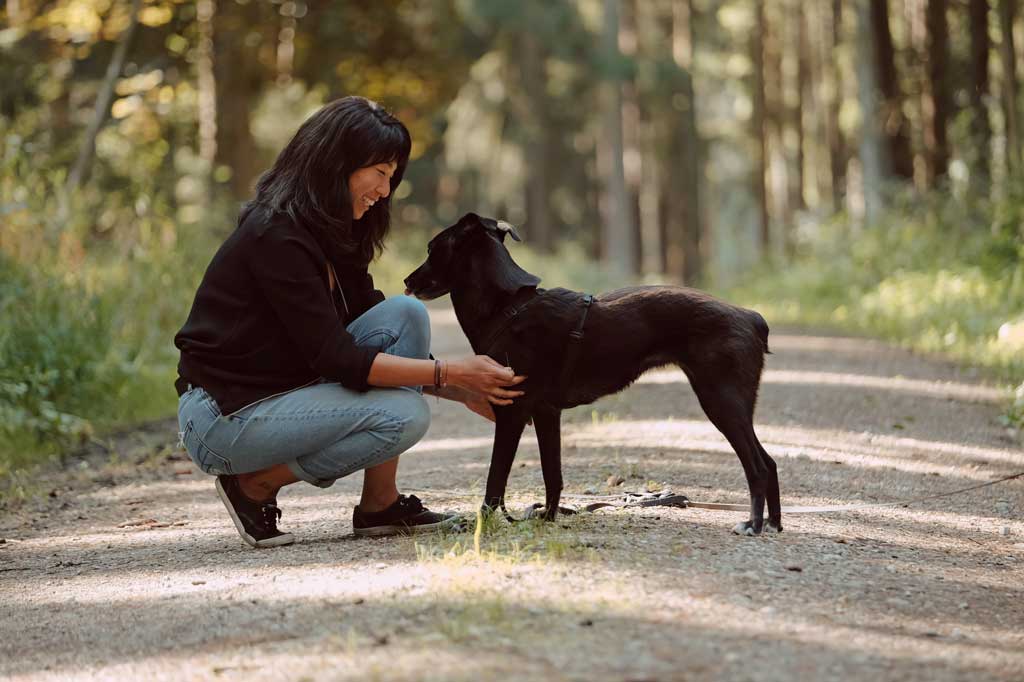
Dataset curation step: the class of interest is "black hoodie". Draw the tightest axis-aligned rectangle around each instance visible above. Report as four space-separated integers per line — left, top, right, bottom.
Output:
173 204 384 415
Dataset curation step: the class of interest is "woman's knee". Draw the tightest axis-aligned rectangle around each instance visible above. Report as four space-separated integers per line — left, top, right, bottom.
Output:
393 390 431 451
387 295 431 358
392 295 430 332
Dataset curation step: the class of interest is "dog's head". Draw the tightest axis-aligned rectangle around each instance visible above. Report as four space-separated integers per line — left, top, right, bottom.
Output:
404 212 539 300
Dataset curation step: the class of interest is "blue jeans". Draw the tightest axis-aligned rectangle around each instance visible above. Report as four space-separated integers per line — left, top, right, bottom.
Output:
176 296 432 488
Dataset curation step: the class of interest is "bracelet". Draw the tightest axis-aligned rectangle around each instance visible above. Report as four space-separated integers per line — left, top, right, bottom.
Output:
434 359 441 388
441 360 449 388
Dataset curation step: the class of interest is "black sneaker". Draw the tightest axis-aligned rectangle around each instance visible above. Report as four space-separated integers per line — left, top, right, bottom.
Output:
215 475 295 548
352 494 460 536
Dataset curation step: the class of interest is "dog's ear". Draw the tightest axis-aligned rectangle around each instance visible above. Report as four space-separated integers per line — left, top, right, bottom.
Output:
493 220 522 243
477 216 522 243
473 229 541 296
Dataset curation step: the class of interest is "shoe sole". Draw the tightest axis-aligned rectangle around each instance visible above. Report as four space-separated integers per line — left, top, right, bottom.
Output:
353 516 461 537
216 477 295 549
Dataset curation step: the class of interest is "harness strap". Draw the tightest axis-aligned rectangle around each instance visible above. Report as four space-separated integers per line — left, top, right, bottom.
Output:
557 294 593 394
476 288 543 353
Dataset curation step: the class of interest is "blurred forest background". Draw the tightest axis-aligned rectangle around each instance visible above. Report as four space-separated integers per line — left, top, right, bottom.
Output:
2 0 1023 484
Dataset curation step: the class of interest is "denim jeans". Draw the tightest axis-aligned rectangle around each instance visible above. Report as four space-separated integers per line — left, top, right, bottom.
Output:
176 296 432 488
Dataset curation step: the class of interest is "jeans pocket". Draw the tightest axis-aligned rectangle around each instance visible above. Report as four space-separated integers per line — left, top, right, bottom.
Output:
181 418 233 475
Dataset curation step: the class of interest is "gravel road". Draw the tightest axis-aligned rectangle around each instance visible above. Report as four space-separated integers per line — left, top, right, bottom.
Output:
2 302 1022 682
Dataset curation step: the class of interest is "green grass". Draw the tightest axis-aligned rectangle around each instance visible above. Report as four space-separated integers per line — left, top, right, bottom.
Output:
414 507 595 566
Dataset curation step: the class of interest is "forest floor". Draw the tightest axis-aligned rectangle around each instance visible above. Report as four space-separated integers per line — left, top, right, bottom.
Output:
2 301 1023 682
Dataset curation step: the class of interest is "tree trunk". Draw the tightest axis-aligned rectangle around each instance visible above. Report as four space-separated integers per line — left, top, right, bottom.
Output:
751 1 770 254
870 0 914 180
214 1 268 200
926 0 952 182
620 0 644 274
999 0 1021 175
63 0 143 199
196 0 217 204
969 0 992 185
634 0 663 276
857 0 886 223
828 0 848 209
600 0 636 274
764 4 787 244
673 0 702 284
794 0 809 216
519 4 553 252
782 0 808 258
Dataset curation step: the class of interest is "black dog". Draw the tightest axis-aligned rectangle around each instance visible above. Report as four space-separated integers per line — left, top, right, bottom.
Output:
404 213 782 535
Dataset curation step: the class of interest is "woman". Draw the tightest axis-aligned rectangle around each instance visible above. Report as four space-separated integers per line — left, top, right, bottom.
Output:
174 96 526 548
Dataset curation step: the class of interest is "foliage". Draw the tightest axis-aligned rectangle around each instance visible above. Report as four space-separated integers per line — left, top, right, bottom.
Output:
727 187 1024 426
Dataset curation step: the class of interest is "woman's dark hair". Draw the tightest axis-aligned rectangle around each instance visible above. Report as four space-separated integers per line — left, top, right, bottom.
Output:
243 96 412 265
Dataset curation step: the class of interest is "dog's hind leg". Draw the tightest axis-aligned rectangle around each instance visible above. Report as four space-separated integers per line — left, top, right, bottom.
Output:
758 441 783 532
688 378 774 535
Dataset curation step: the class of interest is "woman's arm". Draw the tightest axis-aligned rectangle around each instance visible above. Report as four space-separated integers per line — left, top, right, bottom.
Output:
366 354 527 405
422 384 472 402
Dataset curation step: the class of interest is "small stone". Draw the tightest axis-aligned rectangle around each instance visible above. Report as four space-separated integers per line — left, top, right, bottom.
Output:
353 598 365 605
579 618 594 627
1000 526 1011 537
583 488 597 495
785 565 803 572
375 563 387 569
959 602 969 610
191 580 206 585
606 475 624 487
923 632 940 638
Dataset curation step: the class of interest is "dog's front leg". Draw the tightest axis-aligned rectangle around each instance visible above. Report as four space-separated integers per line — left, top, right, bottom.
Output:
532 406 564 521
482 409 529 517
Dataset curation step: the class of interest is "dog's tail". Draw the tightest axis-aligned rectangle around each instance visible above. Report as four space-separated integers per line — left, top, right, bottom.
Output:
751 311 771 355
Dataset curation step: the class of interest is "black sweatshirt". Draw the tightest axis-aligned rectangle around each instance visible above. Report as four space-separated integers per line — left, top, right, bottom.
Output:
173 204 385 415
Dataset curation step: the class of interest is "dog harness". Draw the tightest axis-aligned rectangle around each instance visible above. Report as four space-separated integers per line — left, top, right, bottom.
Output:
476 288 594 395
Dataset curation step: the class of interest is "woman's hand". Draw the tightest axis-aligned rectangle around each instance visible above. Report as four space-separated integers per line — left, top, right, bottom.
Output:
463 393 497 422
461 391 533 426
447 355 527 405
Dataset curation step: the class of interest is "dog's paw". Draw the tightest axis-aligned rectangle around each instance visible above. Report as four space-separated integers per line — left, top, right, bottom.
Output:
731 519 781 536
729 518 782 532
732 521 758 536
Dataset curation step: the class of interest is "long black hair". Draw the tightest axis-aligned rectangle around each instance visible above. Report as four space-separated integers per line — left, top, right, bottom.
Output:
243 96 412 266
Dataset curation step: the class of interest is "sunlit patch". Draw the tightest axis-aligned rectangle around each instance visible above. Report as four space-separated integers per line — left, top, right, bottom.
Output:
560 418 1023 477
636 367 1005 404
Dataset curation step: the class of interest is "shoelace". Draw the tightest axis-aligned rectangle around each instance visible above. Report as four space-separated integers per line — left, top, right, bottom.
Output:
260 503 283 530
398 494 424 513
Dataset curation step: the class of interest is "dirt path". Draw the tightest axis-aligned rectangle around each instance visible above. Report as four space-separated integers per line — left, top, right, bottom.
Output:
2 302 1023 682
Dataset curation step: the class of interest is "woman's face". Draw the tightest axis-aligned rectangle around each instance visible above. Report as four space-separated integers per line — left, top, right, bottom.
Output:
348 160 398 220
